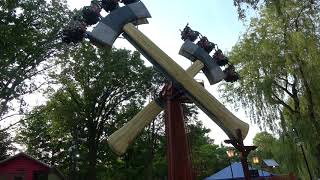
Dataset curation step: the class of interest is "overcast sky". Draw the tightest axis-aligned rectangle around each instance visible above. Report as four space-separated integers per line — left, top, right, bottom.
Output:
65 0 261 145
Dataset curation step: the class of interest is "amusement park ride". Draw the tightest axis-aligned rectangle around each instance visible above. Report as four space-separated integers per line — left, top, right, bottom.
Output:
62 1 256 179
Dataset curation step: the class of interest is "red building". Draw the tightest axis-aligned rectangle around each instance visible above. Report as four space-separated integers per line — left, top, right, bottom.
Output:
0 152 65 180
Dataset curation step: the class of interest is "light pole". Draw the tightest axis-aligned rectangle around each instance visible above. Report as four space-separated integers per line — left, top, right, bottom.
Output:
252 155 264 179
226 149 235 179
293 128 313 180
225 129 257 180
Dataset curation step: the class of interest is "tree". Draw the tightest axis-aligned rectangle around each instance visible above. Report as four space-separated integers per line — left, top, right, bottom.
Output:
19 106 229 180
0 0 70 123
233 0 317 19
222 0 320 137
253 132 276 159
220 0 320 177
17 106 70 169
251 131 317 177
18 58 229 179
19 42 155 179
18 98 158 179
187 121 229 179
0 130 14 160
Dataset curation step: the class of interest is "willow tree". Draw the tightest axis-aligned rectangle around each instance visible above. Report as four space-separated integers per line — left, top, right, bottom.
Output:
220 0 320 177
233 0 318 19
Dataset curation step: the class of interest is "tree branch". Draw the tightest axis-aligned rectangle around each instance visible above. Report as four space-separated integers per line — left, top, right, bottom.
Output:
271 91 295 113
0 113 24 122
277 76 293 86
96 91 137 140
0 108 46 132
272 80 294 97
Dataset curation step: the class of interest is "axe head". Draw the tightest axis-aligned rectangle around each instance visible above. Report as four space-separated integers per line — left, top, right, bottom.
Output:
179 40 225 85
87 1 151 47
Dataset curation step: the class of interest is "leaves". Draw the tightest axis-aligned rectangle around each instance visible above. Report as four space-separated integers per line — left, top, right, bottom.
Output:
0 0 71 118
17 42 230 179
223 0 320 177
0 130 14 160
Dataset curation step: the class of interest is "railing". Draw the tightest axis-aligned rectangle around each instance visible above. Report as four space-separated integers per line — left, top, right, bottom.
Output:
266 173 297 180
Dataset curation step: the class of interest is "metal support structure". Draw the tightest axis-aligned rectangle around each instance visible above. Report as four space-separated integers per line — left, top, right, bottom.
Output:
261 164 265 180
300 145 313 180
228 158 234 179
258 168 266 180
293 128 313 180
63 2 249 180
225 129 257 180
161 82 194 180
240 151 251 180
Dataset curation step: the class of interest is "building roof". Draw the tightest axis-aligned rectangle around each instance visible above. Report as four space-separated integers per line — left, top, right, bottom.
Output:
0 152 65 179
0 152 50 168
263 159 279 167
205 162 275 180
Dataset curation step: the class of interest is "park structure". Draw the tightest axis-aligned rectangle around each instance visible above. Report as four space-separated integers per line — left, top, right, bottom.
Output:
62 1 256 179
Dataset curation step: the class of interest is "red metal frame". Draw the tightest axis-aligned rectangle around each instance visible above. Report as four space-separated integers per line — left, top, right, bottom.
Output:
161 82 194 180
225 129 257 180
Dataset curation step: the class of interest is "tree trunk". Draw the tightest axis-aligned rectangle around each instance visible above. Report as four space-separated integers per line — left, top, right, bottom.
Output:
291 75 302 125
293 14 320 134
145 121 156 180
279 109 287 136
298 64 320 133
316 144 320 176
87 124 98 180
88 145 97 180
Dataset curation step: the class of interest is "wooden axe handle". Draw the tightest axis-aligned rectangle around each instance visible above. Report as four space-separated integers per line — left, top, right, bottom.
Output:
122 23 249 139
108 60 204 155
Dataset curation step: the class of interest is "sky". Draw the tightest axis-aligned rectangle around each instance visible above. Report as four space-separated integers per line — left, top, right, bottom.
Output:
65 0 262 145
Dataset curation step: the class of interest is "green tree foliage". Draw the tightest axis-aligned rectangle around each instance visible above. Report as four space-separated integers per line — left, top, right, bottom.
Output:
187 122 229 179
19 106 229 180
233 0 317 19
253 132 276 159
0 130 14 160
222 0 320 178
109 115 167 180
0 0 70 120
53 43 153 179
17 42 229 179
252 131 317 177
17 106 69 167
19 43 156 179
